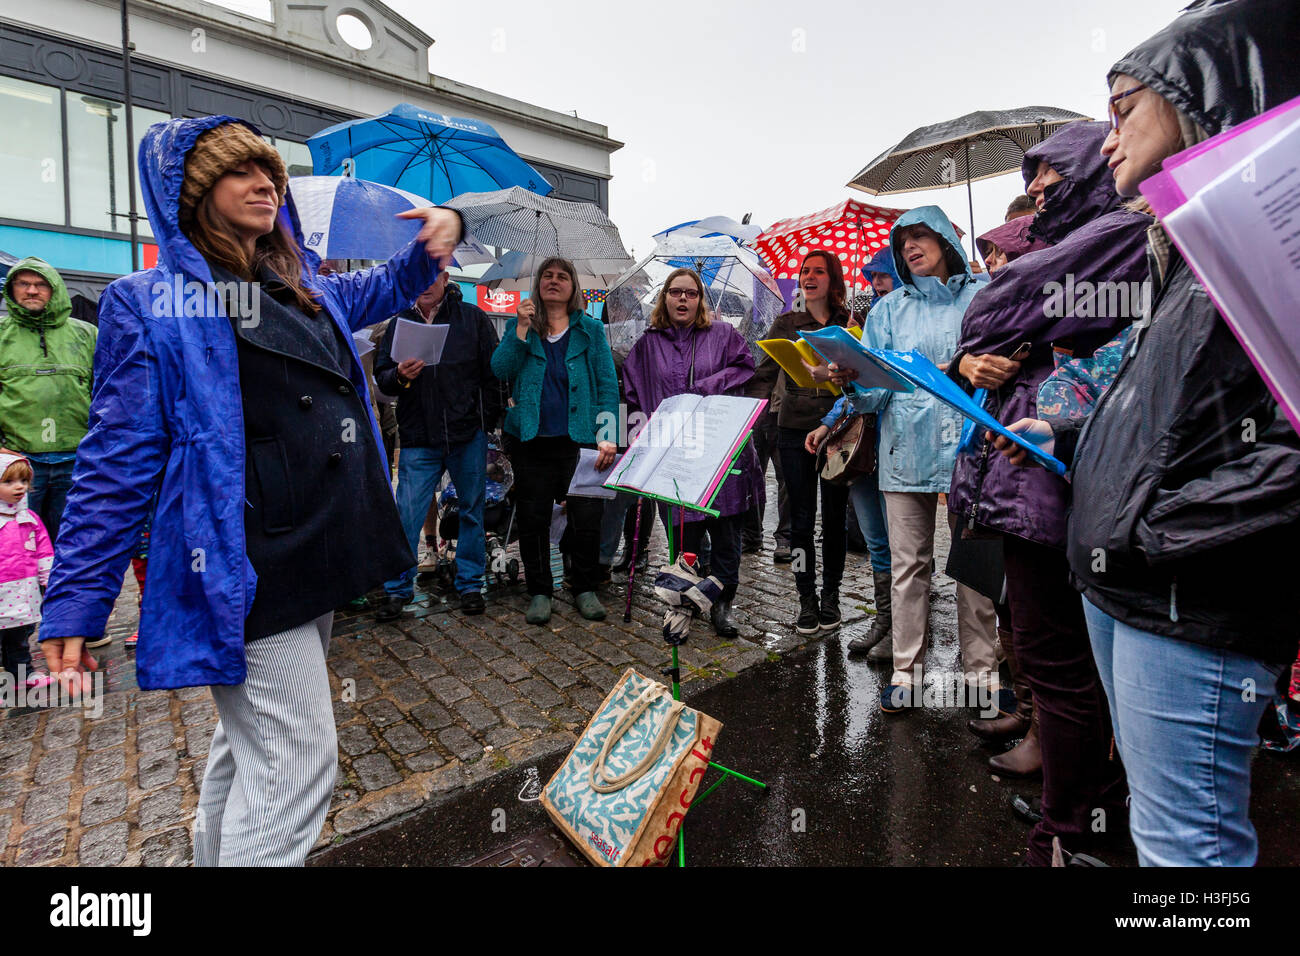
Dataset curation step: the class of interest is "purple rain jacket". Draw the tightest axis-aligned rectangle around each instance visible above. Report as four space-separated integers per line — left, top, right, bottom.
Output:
947 121 1152 549
621 320 764 522
975 216 1049 268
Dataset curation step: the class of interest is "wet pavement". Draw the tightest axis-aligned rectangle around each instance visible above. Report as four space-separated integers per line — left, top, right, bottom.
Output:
317 606 1300 868
5 486 1298 867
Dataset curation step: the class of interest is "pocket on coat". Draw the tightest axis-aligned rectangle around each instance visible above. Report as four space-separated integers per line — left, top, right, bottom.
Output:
248 436 296 534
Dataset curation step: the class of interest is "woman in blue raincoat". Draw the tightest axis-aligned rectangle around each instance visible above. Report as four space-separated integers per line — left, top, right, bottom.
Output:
37 116 462 865
827 206 1000 713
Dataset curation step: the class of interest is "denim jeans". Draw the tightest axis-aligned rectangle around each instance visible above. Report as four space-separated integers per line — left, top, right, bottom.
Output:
848 470 890 574
1083 597 1282 866
27 457 75 543
385 433 487 599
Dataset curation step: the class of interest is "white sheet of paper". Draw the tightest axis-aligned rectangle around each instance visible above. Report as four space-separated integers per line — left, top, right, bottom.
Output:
352 333 375 358
1163 116 1300 432
549 504 567 546
568 448 617 499
391 318 450 365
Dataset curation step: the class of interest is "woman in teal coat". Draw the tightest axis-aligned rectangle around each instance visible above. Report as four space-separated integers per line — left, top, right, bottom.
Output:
491 257 619 624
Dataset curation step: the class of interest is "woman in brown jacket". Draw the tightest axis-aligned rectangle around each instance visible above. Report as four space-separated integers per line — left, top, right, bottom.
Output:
750 250 851 635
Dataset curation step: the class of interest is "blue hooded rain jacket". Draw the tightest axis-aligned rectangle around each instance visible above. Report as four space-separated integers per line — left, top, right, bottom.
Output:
838 205 982 493
39 116 440 689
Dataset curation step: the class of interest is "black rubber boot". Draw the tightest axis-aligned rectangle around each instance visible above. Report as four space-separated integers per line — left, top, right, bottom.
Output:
711 600 738 638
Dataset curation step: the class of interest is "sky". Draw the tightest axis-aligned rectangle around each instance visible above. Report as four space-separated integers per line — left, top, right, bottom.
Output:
377 0 1187 267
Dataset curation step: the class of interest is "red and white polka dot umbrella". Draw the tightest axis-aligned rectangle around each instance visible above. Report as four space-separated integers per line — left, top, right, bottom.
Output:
754 199 908 294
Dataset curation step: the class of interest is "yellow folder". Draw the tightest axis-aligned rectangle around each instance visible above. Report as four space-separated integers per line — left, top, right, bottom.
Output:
758 324 863 394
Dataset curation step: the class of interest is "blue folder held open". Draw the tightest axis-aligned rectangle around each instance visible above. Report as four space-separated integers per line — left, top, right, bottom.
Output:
799 326 1066 477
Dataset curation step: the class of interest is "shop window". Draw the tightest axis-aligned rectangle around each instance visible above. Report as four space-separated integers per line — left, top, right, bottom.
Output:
67 95 168 237
0 76 65 226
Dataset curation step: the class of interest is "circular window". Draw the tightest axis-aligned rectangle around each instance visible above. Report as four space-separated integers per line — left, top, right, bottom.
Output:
336 14 373 50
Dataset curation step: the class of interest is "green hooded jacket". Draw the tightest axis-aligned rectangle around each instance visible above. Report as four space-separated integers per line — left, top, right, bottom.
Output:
0 257 97 453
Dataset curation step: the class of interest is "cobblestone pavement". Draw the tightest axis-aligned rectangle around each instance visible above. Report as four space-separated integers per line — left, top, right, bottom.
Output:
0 486 900 866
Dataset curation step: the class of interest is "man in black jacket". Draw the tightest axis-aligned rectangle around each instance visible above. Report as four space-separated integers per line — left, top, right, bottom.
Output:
373 275 504 617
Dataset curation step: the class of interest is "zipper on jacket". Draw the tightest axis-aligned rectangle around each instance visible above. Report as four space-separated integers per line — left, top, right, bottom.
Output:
39 328 48 357
1169 577 1179 623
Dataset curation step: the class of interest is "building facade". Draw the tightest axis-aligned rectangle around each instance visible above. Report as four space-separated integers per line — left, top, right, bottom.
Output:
0 0 622 301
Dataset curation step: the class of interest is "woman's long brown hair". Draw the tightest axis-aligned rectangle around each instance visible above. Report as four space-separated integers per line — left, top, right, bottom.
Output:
186 183 320 314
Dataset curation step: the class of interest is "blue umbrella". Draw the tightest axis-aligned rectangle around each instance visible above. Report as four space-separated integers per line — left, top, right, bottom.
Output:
306 103 553 203
289 176 494 264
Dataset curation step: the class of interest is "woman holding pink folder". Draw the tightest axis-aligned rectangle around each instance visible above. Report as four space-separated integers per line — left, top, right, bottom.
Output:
995 0 1300 867
621 268 763 637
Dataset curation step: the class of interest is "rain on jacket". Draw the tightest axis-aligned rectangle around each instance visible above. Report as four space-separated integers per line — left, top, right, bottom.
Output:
39 115 441 689
1055 0 1300 665
841 205 982 493
491 312 618 446
946 122 1152 549
0 258 97 454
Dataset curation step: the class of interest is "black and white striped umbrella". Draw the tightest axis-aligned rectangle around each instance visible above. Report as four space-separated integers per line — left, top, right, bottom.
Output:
847 107 1090 258
443 186 631 275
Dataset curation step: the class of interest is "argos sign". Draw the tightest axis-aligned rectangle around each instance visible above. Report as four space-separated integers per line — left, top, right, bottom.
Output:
477 287 520 315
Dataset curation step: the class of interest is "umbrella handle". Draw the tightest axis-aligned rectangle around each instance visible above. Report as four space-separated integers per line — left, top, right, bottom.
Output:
964 141 978 265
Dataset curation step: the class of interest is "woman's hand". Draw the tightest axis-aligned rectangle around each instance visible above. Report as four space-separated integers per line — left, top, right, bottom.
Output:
989 418 1055 466
41 637 99 699
595 441 617 470
828 362 859 388
959 353 1022 390
800 359 833 384
514 299 535 341
395 208 463 267
805 425 830 456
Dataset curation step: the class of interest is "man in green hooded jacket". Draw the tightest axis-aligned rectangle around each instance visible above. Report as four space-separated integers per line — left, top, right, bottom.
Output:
0 257 97 543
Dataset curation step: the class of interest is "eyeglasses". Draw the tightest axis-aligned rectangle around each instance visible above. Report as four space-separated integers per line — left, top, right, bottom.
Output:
666 289 700 300
1107 86 1145 132
12 280 51 291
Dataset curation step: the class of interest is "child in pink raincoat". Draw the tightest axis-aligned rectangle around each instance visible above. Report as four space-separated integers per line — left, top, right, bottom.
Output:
0 451 54 690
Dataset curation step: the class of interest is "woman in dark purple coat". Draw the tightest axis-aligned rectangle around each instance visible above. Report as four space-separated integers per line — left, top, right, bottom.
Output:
622 268 763 636
947 121 1151 866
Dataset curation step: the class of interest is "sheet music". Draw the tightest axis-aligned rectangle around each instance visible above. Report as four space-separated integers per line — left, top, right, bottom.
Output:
391 318 450 365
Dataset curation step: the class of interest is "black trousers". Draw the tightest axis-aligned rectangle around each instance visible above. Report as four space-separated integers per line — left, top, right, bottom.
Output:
678 513 742 601
1003 535 1128 865
777 428 848 596
506 435 604 596
0 624 34 677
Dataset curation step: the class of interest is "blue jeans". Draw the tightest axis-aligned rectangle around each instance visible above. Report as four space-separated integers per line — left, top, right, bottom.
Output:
1083 598 1282 866
384 433 487 599
848 471 890 574
27 457 75 543
599 492 635 565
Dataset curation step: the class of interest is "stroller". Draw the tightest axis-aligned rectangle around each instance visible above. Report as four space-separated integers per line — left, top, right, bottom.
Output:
423 434 521 589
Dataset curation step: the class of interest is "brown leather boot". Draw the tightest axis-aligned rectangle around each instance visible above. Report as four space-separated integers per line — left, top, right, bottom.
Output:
988 711 1042 777
968 629 1033 741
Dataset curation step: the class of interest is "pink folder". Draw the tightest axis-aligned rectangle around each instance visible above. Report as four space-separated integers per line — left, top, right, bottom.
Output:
1140 94 1300 435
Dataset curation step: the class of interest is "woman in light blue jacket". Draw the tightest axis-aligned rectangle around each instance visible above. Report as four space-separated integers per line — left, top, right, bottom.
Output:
824 206 999 712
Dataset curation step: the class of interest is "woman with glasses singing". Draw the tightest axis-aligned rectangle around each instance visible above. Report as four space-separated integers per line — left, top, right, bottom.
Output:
621 268 762 637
